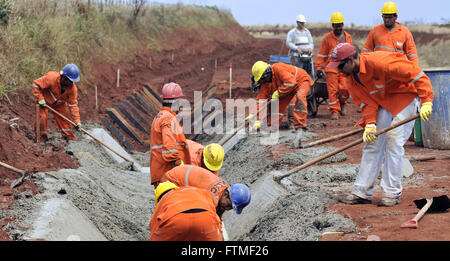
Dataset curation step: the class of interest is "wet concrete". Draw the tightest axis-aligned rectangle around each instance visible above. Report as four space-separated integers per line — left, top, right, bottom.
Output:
6 123 359 241
6 125 154 241
220 130 358 241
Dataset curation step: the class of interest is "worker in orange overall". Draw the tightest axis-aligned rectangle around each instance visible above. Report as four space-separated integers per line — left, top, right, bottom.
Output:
150 82 191 188
160 165 251 218
315 12 353 120
249 62 313 131
329 43 433 206
32 64 82 142
185 140 225 175
150 182 223 241
362 2 418 65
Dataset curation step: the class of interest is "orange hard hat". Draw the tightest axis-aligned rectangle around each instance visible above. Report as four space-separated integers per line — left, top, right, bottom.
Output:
161 82 184 99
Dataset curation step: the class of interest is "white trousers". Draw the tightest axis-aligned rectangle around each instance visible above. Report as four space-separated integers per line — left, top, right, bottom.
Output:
352 97 420 199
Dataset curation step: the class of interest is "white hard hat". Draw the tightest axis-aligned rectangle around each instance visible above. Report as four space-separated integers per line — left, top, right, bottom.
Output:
296 14 307 23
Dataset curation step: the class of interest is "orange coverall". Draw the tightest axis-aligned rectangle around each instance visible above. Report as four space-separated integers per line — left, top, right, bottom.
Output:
347 51 433 127
161 165 230 208
32 71 80 141
254 63 312 128
150 186 222 241
185 140 218 175
150 107 191 187
316 31 353 115
362 22 418 64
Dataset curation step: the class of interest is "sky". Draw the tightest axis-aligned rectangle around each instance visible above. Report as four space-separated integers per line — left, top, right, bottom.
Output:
150 0 450 26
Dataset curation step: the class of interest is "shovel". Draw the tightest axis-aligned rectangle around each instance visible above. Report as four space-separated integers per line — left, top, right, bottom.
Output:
45 105 134 164
401 195 450 229
0 161 27 188
273 113 420 183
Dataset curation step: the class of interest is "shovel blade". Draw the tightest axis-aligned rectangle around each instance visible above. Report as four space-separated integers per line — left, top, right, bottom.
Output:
401 219 418 229
414 195 450 212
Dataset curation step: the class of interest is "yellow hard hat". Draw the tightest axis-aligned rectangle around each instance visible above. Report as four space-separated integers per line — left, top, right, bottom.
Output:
330 12 344 24
251 61 269 83
203 143 225 172
154 181 179 204
381 2 398 14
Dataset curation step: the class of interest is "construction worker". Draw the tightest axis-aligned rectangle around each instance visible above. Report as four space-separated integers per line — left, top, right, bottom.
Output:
150 82 191 188
286 14 314 78
32 64 82 142
150 182 223 241
328 43 433 206
160 164 251 218
186 140 224 175
315 12 353 120
250 61 313 131
362 2 418 64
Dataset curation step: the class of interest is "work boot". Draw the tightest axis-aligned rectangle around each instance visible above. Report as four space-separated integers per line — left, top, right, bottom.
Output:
331 113 339 120
340 193 372 205
380 197 401 207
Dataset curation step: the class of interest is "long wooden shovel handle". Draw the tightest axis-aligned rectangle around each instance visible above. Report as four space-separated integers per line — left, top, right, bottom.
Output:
45 105 132 162
220 100 271 146
413 198 433 222
300 128 363 148
0 161 26 175
274 114 420 182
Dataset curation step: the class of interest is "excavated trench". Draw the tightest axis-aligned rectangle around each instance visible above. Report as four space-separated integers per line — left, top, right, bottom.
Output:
4 119 360 241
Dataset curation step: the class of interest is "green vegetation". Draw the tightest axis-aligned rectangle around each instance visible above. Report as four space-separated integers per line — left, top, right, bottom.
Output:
0 0 237 98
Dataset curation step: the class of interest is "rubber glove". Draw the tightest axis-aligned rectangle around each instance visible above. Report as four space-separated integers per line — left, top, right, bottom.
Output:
271 90 279 100
363 124 377 143
419 102 433 122
245 114 254 122
38 99 46 108
178 160 184 166
253 120 260 131
75 122 82 130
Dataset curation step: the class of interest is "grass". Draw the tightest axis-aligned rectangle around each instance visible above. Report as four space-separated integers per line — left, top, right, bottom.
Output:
0 0 238 98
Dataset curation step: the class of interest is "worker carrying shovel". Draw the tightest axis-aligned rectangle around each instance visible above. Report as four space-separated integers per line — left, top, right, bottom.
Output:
32 64 82 142
330 43 434 206
250 61 313 131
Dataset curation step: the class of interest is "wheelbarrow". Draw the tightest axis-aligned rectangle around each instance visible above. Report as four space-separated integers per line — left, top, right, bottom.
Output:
306 76 328 117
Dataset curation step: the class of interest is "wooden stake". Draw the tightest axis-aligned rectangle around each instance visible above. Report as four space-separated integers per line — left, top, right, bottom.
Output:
149 57 152 69
36 104 40 143
95 85 98 110
171 52 174 63
229 62 232 99
116 69 120 88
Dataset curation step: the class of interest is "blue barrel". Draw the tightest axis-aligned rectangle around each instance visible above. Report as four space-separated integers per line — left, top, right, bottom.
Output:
269 55 291 65
420 68 450 149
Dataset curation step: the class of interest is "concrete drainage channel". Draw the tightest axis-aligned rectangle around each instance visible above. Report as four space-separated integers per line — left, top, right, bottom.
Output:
6 123 359 241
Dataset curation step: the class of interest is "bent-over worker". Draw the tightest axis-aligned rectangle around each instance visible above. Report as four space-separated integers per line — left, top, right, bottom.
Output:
32 64 82 142
150 182 223 241
186 140 225 175
161 164 251 218
250 61 313 131
329 43 433 206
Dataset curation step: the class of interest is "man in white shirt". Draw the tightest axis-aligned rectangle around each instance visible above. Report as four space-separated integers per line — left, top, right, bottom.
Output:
286 14 314 79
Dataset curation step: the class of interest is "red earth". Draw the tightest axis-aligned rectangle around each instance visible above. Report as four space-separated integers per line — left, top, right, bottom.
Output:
0 22 448 241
